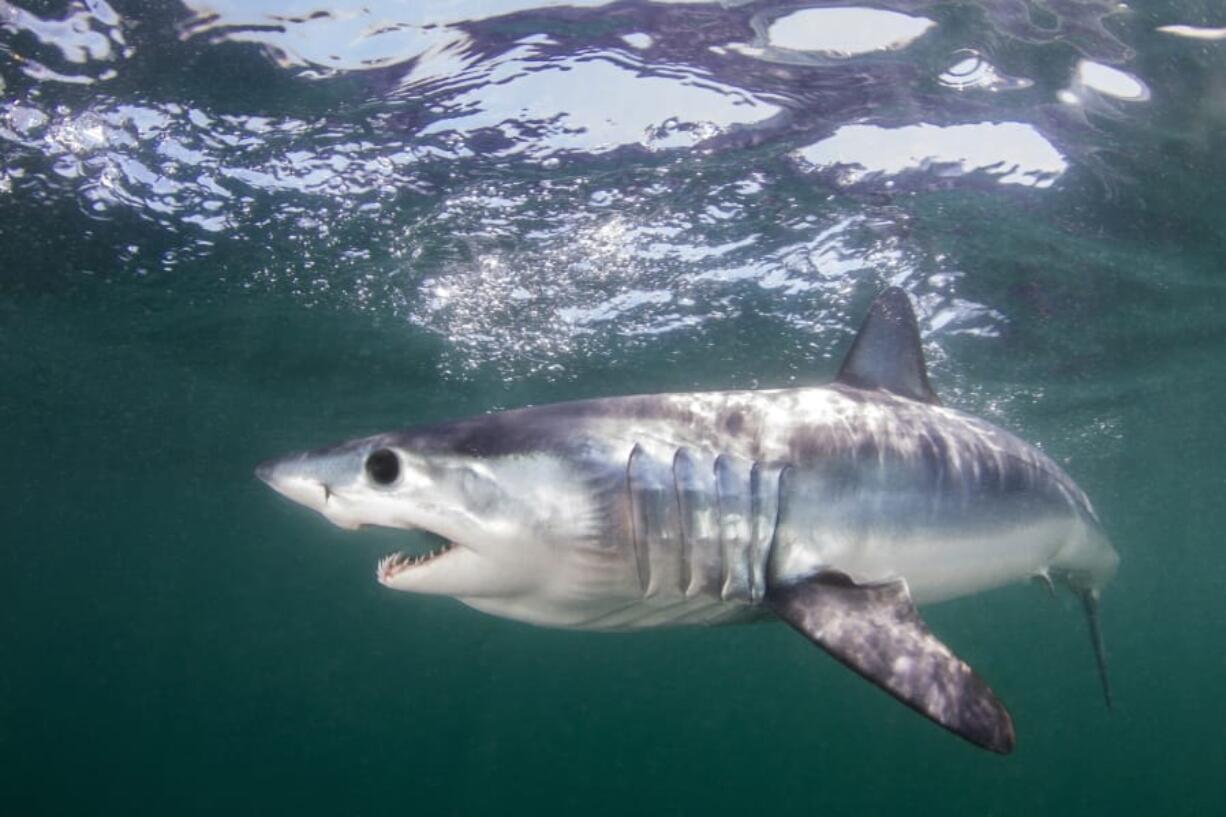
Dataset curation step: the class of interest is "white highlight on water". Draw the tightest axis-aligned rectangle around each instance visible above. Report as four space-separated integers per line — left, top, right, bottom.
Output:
793 122 1068 189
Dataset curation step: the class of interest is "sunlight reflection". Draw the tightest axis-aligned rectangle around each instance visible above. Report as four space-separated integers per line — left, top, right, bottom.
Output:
1060 60 1150 104
418 54 782 157
938 50 1033 92
793 122 1067 189
1156 24 1226 41
728 6 934 64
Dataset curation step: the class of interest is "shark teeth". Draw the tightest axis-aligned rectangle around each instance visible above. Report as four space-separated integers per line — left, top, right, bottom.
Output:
376 542 455 584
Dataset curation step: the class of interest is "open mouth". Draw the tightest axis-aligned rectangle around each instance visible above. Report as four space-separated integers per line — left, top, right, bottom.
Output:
374 529 456 585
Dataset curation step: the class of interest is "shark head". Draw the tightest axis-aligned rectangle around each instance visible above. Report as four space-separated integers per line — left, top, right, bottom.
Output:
256 428 605 604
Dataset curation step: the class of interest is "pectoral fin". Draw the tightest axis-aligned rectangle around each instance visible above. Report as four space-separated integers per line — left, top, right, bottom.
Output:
767 571 1015 754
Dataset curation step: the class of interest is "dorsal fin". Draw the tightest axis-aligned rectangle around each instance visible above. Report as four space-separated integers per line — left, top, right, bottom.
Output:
836 287 940 405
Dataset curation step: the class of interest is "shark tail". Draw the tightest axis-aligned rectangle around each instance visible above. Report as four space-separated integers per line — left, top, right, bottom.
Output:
1078 588 1113 709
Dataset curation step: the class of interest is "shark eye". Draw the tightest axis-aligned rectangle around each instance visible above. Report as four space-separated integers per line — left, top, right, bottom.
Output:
365 448 400 486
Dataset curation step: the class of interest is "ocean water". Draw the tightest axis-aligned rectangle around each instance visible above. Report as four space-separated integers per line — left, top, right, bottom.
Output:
2 0 1225 814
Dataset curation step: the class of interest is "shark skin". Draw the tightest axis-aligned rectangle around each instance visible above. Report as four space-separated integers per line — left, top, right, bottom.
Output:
257 288 1119 754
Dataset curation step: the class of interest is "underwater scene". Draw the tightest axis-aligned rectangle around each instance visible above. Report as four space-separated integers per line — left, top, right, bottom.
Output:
2 0 1224 814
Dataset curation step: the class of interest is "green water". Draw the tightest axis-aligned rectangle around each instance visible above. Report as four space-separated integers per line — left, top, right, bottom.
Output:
4 1 1226 815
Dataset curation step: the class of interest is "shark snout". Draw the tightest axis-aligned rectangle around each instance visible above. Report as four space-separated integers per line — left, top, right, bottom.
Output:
256 456 331 509
255 451 372 530
254 459 277 485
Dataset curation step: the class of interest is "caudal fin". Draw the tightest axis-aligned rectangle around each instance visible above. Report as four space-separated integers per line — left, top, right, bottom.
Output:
1079 589 1113 709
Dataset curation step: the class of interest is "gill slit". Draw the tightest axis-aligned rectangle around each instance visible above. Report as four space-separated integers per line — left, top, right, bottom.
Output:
764 464 791 593
749 461 763 603
671 446 693 597
626 443 650 596
714 453 750 602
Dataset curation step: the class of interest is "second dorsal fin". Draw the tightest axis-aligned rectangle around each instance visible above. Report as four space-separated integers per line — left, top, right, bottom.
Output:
836 287 940 405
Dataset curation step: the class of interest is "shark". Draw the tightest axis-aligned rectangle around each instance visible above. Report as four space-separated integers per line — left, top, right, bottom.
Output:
256 287 1118 754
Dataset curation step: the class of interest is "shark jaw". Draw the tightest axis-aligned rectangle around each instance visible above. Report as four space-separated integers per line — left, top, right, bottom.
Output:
375 533 456 586
359 525 506 598
377 540 453 575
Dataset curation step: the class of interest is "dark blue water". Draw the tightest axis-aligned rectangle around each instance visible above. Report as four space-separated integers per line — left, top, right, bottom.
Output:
3 1 1225 814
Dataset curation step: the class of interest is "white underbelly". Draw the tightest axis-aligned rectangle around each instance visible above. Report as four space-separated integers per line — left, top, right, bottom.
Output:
828 517 1074 605
458 587 753 630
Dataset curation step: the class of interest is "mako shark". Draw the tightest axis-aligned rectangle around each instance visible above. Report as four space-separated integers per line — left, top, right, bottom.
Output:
257 288 1118 753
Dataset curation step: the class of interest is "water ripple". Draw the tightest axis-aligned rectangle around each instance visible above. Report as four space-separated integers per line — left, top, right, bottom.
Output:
0 0 1173 381
0 0 128 85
